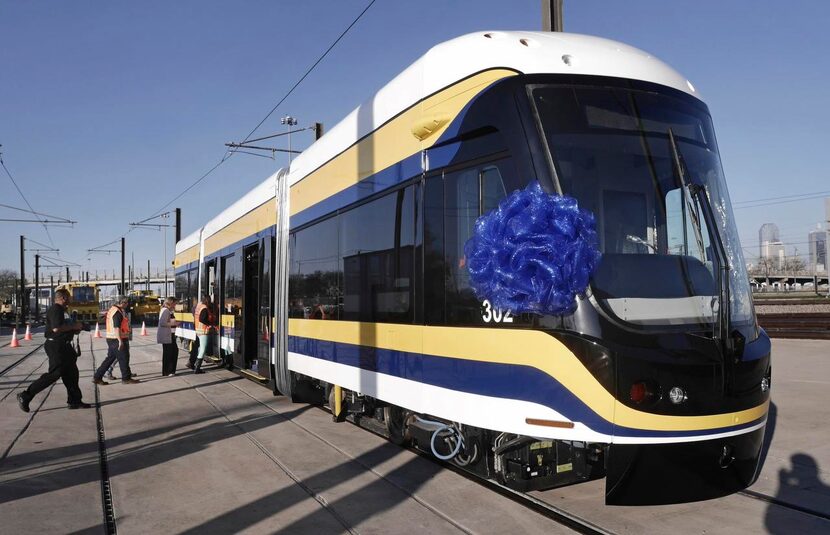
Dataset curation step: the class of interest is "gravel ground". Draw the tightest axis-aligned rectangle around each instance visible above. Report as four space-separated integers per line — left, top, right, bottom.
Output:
755 303 830 314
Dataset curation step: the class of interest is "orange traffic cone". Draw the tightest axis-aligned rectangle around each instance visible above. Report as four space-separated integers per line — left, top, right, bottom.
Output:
94 322 102 338
23 324 32 341
141 321 148 336
10 328 20 348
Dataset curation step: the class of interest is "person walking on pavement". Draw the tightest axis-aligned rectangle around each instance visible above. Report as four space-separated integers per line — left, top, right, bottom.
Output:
192 295 217 374
17 288 91 412
158 297 180 376
93 296 140 385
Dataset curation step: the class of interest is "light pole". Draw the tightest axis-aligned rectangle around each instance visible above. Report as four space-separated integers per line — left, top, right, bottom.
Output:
281 115 298 165
162 211 169 297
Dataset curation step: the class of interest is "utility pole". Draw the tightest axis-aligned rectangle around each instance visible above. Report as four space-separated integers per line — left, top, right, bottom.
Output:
121 237 125 295
164 211 170 297
147 259 151 291
35 254 40 320
175 208 181 243
19 235 25 323
542 0 564 32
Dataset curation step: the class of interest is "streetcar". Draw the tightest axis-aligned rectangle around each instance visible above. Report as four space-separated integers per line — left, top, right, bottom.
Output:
0 300 15 324
174 31 770 505
57 283 100 322
128 290 162 325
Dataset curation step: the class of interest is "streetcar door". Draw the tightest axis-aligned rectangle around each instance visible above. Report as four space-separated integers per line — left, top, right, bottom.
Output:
204 259 217 356
256 237 274 380
240 243 261 374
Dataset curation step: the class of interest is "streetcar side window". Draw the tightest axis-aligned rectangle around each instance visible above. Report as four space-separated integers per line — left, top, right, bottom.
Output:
340 186 415 323
175 269 194 312
445 167 481 325
289 215 340 319
428 159 513 326
187 268 197 312
665 188 713 266
222 253 242 317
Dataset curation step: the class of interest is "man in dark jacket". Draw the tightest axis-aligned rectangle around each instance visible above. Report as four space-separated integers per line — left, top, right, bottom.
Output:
17 288 91 412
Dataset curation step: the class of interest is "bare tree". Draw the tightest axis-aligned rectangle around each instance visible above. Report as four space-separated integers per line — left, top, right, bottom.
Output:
749 257 776 287
782 256 806 274
0 269 18 302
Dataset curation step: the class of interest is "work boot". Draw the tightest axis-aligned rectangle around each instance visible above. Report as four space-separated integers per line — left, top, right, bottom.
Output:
122 378 141 384
186 362 194 370
17 392 31 413
68 402 93 409
92 378 109 385
194 359 205 374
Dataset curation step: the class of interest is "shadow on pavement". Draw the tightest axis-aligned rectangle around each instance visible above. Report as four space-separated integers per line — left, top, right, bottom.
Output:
764 453 830 533
179 440 440 534
0 403 313 505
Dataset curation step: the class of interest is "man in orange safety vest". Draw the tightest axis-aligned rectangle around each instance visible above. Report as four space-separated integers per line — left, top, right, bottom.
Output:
191 296 217 374
93 296 140 384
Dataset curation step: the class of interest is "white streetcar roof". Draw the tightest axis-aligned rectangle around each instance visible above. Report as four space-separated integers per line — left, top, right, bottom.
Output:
179 31 699 257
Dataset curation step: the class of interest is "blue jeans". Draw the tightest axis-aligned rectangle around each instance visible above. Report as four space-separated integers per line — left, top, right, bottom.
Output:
95 339 132 380
196 334 212 360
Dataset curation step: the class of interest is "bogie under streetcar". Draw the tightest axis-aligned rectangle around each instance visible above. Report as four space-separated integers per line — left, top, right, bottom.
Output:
174 32 770 505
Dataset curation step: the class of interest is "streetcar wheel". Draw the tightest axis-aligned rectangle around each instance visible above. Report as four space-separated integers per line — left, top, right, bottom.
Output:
384 405 408 446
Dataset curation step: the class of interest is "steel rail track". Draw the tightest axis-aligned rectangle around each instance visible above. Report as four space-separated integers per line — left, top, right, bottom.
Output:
90 338 118 534
0 343 45 378
220 377 612 535
739 489 830 522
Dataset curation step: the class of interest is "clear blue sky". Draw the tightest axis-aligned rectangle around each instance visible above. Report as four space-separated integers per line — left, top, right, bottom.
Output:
2 0 828 279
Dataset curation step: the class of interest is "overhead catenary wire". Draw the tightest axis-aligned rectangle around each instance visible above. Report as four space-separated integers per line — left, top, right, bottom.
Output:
25 238 58 251
0 156 57 247
238 0 377 145
0 203 76 224
733 189 830 206
734 192 830 210
39 254 81 267
136 0 377 228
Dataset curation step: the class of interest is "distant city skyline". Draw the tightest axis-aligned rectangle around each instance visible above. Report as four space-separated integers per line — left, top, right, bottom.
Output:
753 198 830 273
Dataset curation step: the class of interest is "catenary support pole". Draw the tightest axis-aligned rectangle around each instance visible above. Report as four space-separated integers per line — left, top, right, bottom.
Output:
35 254 39 320
19 235 25 323
121 237 125 295
542 0 564 31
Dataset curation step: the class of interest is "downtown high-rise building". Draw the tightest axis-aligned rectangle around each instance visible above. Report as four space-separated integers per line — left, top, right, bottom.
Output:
808 226 827 273
758 223 783 268
758 223 780 259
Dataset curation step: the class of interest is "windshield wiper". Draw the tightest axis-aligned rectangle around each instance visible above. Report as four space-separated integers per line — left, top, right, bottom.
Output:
667 129 731 347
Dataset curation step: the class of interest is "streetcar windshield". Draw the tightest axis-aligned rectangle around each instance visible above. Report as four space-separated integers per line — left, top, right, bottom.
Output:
529 84 755 336
72 286 96 303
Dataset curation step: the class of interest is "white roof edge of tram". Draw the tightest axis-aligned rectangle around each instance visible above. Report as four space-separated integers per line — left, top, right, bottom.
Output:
176 228 201 255
180 31 698 255
285 31 699 187
200 171 281 241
